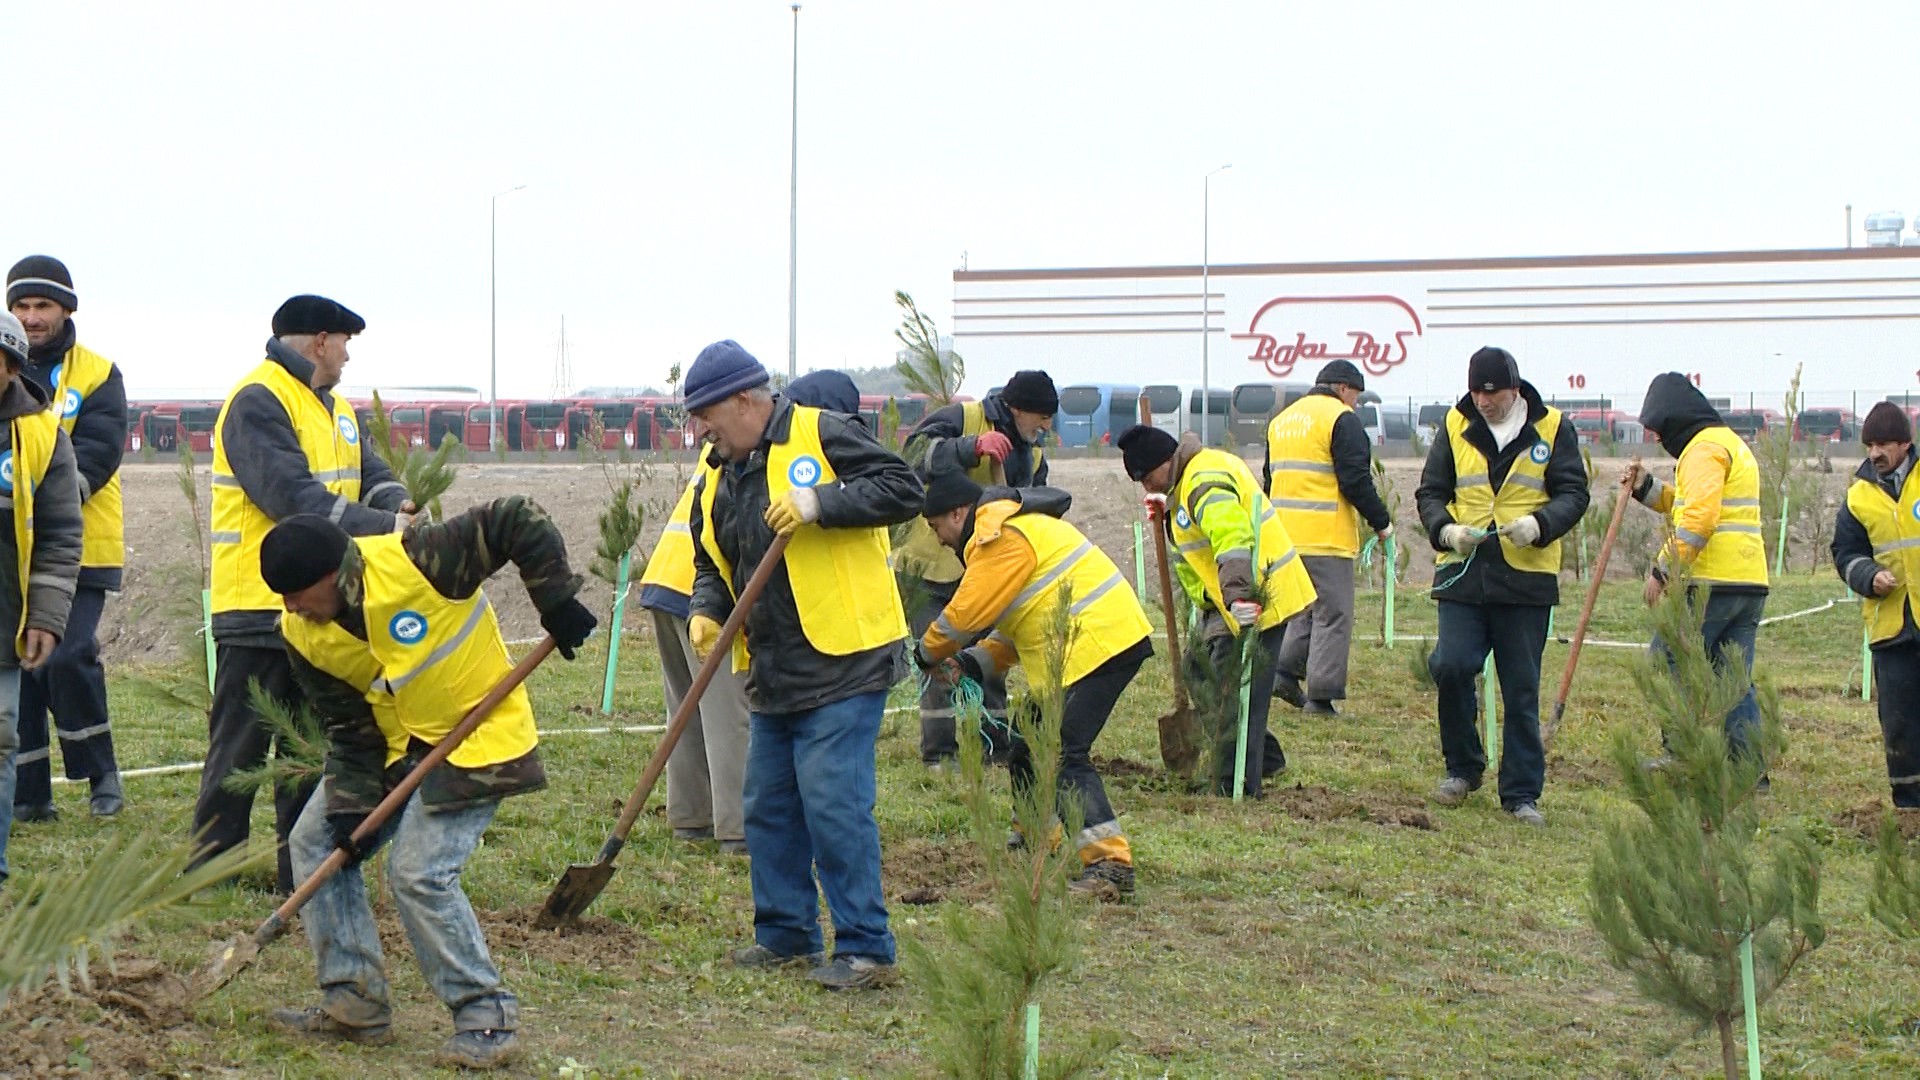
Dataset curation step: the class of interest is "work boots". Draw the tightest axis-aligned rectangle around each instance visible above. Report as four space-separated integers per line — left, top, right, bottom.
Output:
437 1029 520 1070
1068 859 1135 902
267 1005 395 1046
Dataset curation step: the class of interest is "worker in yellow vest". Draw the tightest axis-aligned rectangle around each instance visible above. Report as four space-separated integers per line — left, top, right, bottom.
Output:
1116 424 1317 798
898 370 1058 766
7 257 127 819
191 295 416 895
260 504 595 1069
914 468 1154 901
1623 372 1771 765
1834 403 1920 807
1416 347 1589 827
683 342 922 991
1263 359 1395 715
0 312 84 884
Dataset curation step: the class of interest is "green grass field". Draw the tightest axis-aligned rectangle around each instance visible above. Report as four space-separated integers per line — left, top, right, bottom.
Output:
4 573 1916 1077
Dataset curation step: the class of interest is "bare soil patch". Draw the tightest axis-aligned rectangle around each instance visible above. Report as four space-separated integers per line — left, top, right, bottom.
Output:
0 958 205 1078
884 836 990 906
1833 798 1920 842
484 905 654 965
1266 782 1439 830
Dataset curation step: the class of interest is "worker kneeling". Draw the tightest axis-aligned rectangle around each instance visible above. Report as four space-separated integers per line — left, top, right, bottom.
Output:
915 469 1153 901
260 505 596 1070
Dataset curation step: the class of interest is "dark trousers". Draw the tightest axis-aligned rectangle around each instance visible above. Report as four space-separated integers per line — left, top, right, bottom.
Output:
1008 644 1146 861
1651 589 1765 759
1431 600 1548 809
15 586 116 805
190 644 319 894
1874 640 1920 808
906 576 1011 763
1202 623 1288 798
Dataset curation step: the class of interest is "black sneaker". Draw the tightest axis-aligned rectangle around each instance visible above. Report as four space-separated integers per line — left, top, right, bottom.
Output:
808 955 898 991
12 803 57 824
267 1005 395 1046
1271 672 1307 708
1068 859 1135 902
90 773 124 817
437 1028 519 1069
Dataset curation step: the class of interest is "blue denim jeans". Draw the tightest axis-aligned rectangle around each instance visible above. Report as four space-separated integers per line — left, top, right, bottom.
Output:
743 690 894 963
1651 589 1765 759
288 780 517 1032
0 666 22 881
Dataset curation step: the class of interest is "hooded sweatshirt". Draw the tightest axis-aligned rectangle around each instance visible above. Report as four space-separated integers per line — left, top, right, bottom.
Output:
786 369 862 419
1637 373 1724 459
1633 373 1766 595
0 373 83 661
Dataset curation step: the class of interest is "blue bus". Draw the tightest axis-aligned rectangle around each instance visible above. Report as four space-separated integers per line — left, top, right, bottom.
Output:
1055 382 1141 448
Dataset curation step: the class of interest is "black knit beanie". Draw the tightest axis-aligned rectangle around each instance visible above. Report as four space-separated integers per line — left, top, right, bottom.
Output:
260 514 352 594
1466 346 1520 391
7 255 77 312
1862 401 1915 445
921 469 985 518
1116 424 1178 481
1000 370 1059 415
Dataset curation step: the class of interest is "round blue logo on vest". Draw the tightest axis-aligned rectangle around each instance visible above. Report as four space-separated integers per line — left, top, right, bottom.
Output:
60 388 82 419
788 455 822 488
1529 441 1551 465
0 450 14 496
1909 500 1920 523
1174 507 1192 529
389 610 429 645
337 413 359 445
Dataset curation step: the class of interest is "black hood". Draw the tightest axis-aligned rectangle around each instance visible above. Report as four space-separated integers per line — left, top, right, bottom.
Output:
1637 373 1724 458
786 370 861 416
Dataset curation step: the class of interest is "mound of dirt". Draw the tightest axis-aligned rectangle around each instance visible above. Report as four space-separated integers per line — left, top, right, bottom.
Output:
0 958 206 1077
484 906 653 965
884 836 991 906
1266 783 1438 831
1833 798 1920 842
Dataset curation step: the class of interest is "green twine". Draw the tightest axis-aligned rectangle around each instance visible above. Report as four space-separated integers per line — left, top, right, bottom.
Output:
925 671 1006 757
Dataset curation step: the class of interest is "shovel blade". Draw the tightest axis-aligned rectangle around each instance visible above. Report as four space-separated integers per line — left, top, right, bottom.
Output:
537 861 618 928
1156 707 1202 777
187 933 260 1002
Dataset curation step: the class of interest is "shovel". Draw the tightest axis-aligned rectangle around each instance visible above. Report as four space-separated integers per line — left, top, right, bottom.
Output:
539 532 791 927
189 636 558 1001
1138 396 1201 775
1543 481 1633 750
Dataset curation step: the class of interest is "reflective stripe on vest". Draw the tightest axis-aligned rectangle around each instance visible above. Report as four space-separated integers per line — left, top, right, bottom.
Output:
1670 426 1769 588
211 360 364 616
1169 447 1316 635
696 405 907 668
1849 468 1920 644
1440 407 1564 577
7 412 57 653
51 344 124 571
639 465 719 597
968 503 1152 688
278 614 410 766
355 534 537 768
1266 392 1360 557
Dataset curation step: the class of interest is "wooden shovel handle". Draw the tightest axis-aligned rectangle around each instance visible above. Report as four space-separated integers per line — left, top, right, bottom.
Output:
1137 392 1189 710
1549 481 1634 732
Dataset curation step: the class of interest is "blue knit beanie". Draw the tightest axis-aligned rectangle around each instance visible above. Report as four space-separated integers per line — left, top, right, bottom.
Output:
684 340 771 411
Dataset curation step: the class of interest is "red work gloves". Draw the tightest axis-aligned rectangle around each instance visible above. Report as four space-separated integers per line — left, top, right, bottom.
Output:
973 431 1013 464
1143 493 1167 523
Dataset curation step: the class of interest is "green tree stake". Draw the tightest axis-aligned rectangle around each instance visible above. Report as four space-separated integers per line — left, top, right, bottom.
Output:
1483 652 1497 768
201 588 216 693
1772 495 1789 578
1383 536 1396 647
1233 632 1253 803
1863 622 1874 702
599 551 632 715
1133 521 1146 602
1024 1003 1040 1080
1740 935 1761 1079
1548 607 1556 641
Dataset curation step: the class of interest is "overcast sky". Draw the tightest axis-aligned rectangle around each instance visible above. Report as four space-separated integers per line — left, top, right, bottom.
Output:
5 1 1916 398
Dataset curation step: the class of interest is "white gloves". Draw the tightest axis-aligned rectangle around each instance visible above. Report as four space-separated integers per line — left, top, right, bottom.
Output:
1376 523 1395 543
1228 600 1262 628
392 512 414 534
1439 524 1486 555
1501 514 1542 548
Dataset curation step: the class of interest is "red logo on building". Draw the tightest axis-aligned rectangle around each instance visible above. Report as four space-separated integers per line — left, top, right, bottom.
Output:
1232 295 1424 379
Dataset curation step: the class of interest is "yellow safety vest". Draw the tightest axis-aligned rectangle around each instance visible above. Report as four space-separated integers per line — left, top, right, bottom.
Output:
894 400 1046 584
964 501 1152 688
346 534 535 767
1439 407 1564 577
1170 447 1316 635
1849 466 1920 644
697 404 907 672
48 344 124 571
1670 426 1768 588
1266 392 1360 558
278 615 410 766
5 411 59 654
638 462 721 598
211 360 364 616
960 400 1044 483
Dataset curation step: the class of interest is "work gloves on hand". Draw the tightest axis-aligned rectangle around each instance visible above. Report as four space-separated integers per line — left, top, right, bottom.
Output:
1376 523 1395 543
764 487 821 536
1439 524 1489 555
972 431 1013 465
540 597 598 660
326 812 378 867
1500 514 1542 548
1143 493 1168 524
1228 600 1262 628
689 614 723 662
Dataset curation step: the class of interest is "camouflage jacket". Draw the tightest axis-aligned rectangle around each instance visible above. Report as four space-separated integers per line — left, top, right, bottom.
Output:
285 495 582 815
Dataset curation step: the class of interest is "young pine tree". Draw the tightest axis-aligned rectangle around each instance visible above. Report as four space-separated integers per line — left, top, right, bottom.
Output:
1586 576 1824 1080
905 584 1115 1079
367 389 459 520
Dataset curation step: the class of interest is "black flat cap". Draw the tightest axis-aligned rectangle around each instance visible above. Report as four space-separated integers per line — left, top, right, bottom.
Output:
273 294 366 337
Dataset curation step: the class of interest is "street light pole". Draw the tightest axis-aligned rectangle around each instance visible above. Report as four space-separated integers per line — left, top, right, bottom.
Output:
1201 164 1232 444
490 184 526 453
788 2 802 380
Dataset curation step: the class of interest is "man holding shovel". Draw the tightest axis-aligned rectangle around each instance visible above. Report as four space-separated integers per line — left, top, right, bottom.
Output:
1116 424 1316 798
259 501 596 1068
684 341 921 991
913 469 1153 901
1416 347 1588 827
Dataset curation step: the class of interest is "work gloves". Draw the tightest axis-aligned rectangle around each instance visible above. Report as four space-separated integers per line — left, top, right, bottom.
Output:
689 614 723 662
1142 493 1167 523
764 487 821 536
972 431 1013 465
1500 514 1542 548
1376 523 1395 543
1228 600 1262 629
1439 524 1490 555
540 597 598 660
326 812 378 867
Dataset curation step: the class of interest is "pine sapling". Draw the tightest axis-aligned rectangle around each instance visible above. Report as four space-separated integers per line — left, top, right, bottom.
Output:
367 390 459 520
126 443 213 710
893 290 965 406
219 679 328 798
1868 812 1920 940
1586 574 1824 1080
